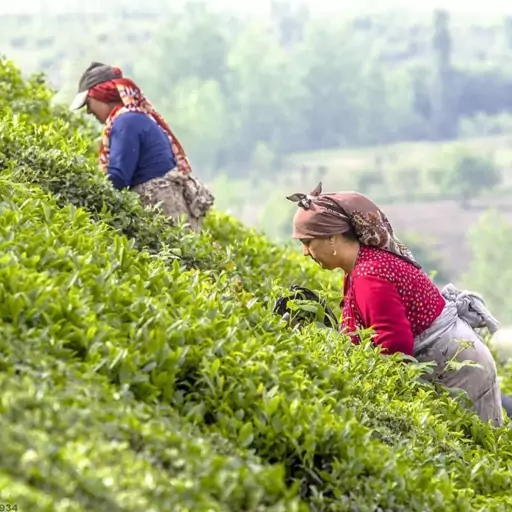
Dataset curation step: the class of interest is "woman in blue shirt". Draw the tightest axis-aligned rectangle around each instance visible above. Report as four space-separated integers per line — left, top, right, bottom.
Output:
70 61 214 232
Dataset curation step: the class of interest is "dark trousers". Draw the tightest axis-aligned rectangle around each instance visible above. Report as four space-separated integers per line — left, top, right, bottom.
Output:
502 393 512 418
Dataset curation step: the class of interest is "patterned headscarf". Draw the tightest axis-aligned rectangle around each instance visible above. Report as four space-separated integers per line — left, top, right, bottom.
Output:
88 70 192 176
287 182 420 268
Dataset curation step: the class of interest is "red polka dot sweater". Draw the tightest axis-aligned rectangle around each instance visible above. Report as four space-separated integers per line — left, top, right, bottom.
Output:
340 245 445 356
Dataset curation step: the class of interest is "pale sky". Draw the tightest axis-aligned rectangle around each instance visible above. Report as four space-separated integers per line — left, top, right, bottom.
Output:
1 0 512 15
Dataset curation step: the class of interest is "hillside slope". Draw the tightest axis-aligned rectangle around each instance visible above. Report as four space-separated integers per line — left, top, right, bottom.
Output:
2 57 512 511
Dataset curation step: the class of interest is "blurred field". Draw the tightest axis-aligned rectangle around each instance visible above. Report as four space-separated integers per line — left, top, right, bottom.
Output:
380 196 512 280
284 133 512 191
236 134 512 282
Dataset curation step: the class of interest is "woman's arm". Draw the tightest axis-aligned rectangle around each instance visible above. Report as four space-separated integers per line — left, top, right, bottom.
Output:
352 275 414 356
107 114 141 190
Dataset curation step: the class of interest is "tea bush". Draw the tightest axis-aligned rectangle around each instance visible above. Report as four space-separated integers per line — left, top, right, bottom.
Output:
0 57 97 146
1 56 336 304
0 334 302 512
2 57 512 511
0 113 336 304
2 174 512 510
0 180 306 512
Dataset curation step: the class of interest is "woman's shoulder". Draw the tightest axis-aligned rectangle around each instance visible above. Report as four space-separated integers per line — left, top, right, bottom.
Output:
113 111 155 129
355 245 397 266
353 245 422 280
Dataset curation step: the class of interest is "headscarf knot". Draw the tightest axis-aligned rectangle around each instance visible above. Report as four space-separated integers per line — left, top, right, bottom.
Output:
286 182 323 210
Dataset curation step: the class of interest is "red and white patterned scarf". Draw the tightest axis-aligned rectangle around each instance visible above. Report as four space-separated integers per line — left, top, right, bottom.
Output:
88 73 192 176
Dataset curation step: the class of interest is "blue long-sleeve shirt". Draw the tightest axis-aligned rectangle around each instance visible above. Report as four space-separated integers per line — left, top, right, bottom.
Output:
107 111 177 190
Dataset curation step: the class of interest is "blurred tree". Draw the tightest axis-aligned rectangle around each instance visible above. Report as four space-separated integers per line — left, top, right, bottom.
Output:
441 145 501 209
270 0 310 47
295 18 364 150
224 20 307 164
389 167 422 200
135 1 235 98
16 3 512 182
250 142 276 174
356 58 420 145
355 169 384 195
431 9 457 140
158 77 230 175
463 209 512 324
400 232 450 285
454 67 512 118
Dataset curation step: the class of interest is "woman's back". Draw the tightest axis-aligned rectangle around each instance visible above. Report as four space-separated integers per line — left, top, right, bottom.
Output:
108 111 177 189
343 245 445 341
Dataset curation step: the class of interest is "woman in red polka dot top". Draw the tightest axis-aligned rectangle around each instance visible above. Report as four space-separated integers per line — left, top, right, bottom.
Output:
287 182 503 427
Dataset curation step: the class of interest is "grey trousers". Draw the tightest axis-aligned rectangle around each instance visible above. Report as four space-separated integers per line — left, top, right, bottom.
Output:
415 316 503 427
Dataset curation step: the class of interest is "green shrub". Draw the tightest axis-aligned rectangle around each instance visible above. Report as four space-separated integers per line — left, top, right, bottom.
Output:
439 144 502 208
0 112 337 304
0 338 300 511
0 175 512 510
0 57 97 145
2 57 512 511
0 181 303 512
0 353 303 512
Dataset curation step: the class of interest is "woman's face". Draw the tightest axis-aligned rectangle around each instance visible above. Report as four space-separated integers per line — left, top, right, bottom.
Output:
301 237 339 270
86 97 112 124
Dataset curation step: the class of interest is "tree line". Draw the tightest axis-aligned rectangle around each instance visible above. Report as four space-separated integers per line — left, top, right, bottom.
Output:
126 3 512 174
4 1 512 178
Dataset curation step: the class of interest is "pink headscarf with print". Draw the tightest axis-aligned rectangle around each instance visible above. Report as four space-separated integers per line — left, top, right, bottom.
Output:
287 182 420 268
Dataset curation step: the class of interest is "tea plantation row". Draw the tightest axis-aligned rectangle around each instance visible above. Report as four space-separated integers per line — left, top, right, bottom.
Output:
1 57 512 511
